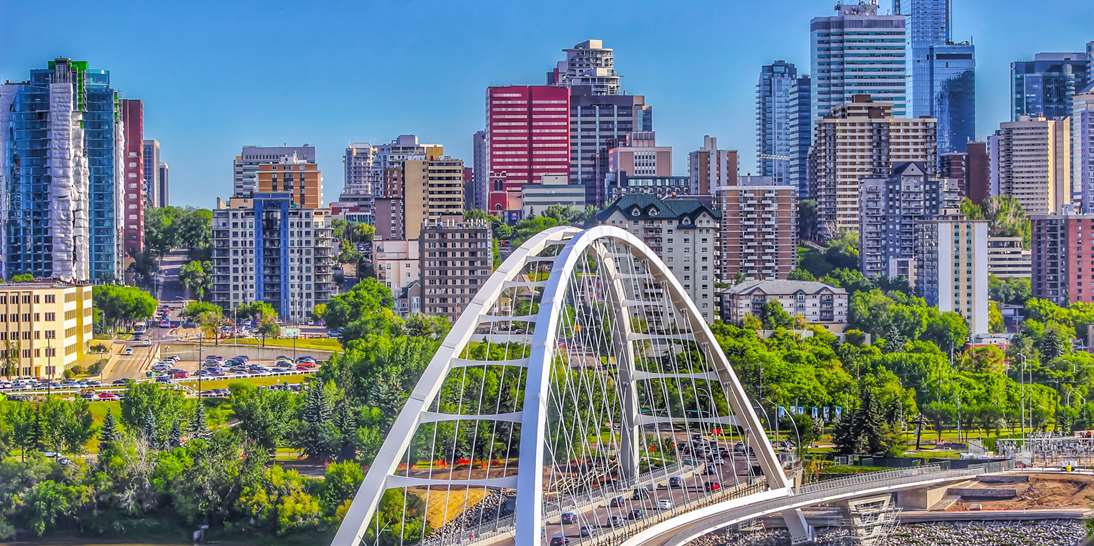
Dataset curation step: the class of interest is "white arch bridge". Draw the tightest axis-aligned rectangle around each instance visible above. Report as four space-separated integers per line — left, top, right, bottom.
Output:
332 226 1008 546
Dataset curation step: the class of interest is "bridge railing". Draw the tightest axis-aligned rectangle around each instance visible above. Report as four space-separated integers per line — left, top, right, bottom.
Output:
799 459 1015 496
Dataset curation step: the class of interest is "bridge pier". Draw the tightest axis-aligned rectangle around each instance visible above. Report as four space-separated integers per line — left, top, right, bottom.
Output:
781 508 815 544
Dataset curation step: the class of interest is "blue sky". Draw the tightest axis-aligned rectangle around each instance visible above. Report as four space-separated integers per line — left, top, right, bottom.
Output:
2 0 1092 207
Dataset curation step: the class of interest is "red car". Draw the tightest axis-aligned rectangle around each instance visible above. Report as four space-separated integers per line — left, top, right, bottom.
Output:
97 392 120 401
171 370 190 379
295 361 317 370
704 481 721 492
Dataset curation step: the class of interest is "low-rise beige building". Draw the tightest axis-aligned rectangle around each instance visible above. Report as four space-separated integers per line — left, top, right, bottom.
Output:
0 282 93 378
720 280 848 330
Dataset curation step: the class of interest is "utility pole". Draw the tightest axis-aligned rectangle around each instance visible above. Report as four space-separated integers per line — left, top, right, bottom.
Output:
46 338 52 399
197 333 203 398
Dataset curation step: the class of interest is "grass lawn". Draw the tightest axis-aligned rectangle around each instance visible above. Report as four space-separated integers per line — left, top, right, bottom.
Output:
223 336 342 352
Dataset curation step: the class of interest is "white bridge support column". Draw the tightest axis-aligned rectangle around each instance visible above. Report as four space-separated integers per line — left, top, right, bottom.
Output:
600 241 640 482
781 508 814 544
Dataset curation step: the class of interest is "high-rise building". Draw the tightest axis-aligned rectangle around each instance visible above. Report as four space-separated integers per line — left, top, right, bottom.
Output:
368 135 443 199
233 145 316 197
341 143 375 203
1 58 125 282
923 42 975 154
157 162 169 207
810 2 907 126
910 0 950 113
594 195 720 322
990 116 1072 215
915 211 989 336
0 281 93 379
689 136 738 198
211 194 334 321
402 158 466 240
547 39 621 95
471 130 487 210
808 95 938 236
1011 51 1092 120
256 158 323 209
1073 84 1094 213
568 86 652 207
486 85 570 213
120 99 145 255
756 61 798 186
717 184 797 283
787 74 813 198
143 139 160 208
965 142 990 204
1031 210 1094 305
419 218 493 322
859 162 959 279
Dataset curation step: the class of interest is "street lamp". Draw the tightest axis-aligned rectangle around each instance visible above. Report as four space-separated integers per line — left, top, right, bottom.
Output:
197 333 203 398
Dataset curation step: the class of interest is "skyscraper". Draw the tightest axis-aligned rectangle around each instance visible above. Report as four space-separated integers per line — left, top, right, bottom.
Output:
1073 84 1094 213
718 184 798 282
810 2 907 125
486 85 570 213
1031 210 1094 305
756 61 797 186
1011 51 1092 120
157 162 169 207
808 95 938 236
547 39 621 95
924 42 975 154
233 145 316 197
1 58 124 282
990 116 1072 215
257 157 323 209
471 130 487 210
568 86 652 207
120 99 145 255
143 139 160 208
787 74 812 198
910 0 951 116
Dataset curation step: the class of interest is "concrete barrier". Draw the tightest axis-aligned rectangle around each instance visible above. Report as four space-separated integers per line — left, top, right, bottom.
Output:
948 487 1018 499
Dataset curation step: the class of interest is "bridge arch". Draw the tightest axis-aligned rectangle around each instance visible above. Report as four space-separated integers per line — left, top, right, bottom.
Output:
333 225 808 546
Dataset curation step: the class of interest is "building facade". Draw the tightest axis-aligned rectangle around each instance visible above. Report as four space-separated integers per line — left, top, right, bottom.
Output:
1 58 124 282
1031 210 1094 305
233 145 316 197
859 162 958 279
522 175 586 217
471 130 487 210
689 136 738 198
1074 85 1094 213
373 239 421 315
606 174 692 201
987 236 1032 279
915 212 989 336
402 158 466 240
120 99 145 255
0 282 93 379
810 2 907 126
721 280 848 329
569 86 652 207
341 142 375 203
210 194 334 321
808 95 938 236
787 74 812 199
143 139 160 208
486 85 570 213
256 157 323 209
923 42 976 154
547 39 621 95
718 185 797 282
910 0 951 118
756 61 797 186
990 116 1072 215
156 162 169 207
419 219 492 322
1011 51 1092 120
594 195 720 322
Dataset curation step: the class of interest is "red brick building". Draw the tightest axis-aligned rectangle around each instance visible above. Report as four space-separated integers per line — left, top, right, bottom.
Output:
718 185 798 281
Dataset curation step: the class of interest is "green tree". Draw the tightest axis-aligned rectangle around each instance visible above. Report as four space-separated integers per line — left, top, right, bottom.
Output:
99 411 119 444
10 273 34 282
21 480 91 536
38 398 94 454
179 260 212 301
322 278 402 342
297 381 337 461
230 383 297 452
92 285 157 332
121 382 191 443
761 300 794 330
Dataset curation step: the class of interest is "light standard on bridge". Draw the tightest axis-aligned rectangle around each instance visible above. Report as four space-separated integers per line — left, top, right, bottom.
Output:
1017 352 1027 445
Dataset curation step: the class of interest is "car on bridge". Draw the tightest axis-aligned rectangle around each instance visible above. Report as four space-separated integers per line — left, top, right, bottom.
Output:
627 508 644 520
609 495 626 507
657 498 674 510
704 481 721 492
549 534 570 546
560 512 578 524
579 525 597 537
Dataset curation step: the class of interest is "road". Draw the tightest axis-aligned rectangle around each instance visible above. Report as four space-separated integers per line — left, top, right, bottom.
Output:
157 248 190 304
101 343 158 382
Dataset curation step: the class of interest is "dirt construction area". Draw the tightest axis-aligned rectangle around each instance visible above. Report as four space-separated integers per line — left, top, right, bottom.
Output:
950 472 1094 510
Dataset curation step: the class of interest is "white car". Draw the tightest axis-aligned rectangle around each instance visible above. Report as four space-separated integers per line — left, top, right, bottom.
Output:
657 499 674 510
122 347 134 356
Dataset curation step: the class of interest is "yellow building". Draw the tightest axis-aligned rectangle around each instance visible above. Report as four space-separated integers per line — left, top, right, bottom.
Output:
0 282 93 378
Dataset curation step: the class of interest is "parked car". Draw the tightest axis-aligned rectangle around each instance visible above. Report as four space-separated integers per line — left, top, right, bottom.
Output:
122 347 134 356
112 379 130 386
98 392 120 401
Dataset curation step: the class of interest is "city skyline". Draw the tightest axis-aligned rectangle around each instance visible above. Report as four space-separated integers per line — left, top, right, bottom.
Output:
3 0 1092 207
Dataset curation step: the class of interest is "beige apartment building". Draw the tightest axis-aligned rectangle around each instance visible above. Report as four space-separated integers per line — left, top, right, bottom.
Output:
808 95 937 236
0 282 93 378
990 116 1071 215
399 157 466 240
